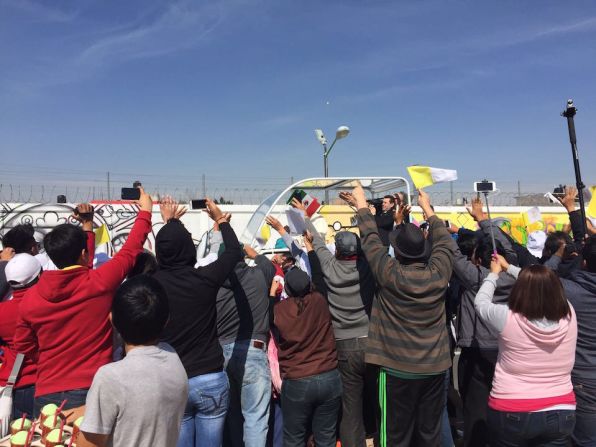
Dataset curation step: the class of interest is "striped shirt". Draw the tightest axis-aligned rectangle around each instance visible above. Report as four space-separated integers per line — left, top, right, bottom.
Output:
357 210 454 374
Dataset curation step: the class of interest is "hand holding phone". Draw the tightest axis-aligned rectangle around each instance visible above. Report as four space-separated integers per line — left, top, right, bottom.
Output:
191 199 208 210
121 187 141 200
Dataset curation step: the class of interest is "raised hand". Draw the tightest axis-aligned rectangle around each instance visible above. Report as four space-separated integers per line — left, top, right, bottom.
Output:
136 186 153 213
490 254 509 274
417 189 435 218
270 278 281 296
303 230 314 252
394 203 411 226
557 186 578 212
213 212 231 231
339 191 357 207
205 198 225 223
73 203 95 231
466 197 486 222
159 196 187 223
265 216 285 233
290 197 306 212
351 183 368 209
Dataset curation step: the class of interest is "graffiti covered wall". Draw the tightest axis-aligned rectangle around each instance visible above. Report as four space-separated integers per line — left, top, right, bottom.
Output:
0 203 256 255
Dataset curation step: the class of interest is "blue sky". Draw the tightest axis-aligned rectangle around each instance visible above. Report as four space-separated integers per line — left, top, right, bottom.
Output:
1 0 596 198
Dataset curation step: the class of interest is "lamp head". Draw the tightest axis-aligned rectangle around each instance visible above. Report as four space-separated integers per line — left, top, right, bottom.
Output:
335 125 350 140
314 129 327 145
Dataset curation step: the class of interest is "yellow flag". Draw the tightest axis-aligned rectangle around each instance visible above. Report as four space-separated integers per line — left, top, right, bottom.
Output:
94 224 110 246
588 186 596 218
407 166 458 189
260 224 270 243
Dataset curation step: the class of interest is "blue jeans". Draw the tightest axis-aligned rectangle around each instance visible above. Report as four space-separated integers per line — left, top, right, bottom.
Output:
221 340 271 447
34 388 88 418
487 408 575 447
177 371 230 447
573 379 596 446
281 369 342 447
12 386 35 420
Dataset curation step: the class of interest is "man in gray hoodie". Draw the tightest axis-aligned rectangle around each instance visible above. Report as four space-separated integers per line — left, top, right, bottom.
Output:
216 244 275 447
303 216 377 447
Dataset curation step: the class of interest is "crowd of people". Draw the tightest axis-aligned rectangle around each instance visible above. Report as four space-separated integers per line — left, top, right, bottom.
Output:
0 182 594 447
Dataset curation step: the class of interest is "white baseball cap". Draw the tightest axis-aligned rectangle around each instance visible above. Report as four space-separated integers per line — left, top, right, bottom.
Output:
6 253 42 289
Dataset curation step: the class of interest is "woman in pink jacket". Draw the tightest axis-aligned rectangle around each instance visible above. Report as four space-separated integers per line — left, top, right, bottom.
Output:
474 256 577 447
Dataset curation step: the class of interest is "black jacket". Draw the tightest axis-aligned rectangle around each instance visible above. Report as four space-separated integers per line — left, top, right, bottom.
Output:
153 220 242 378
375 211 394 246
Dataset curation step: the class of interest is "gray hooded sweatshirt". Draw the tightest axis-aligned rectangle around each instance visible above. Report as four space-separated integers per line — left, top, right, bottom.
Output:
304 218 377 340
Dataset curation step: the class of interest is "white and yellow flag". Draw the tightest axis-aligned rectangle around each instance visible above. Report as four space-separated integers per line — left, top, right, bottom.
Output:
407 166 458 189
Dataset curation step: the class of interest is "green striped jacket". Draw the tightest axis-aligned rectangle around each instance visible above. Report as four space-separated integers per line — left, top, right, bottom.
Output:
357 210 454 374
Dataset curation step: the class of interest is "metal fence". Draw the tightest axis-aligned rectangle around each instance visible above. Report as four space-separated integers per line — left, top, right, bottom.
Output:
0 183 558 206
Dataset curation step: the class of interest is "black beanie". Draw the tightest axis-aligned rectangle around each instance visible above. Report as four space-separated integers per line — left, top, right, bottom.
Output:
283 268 311 298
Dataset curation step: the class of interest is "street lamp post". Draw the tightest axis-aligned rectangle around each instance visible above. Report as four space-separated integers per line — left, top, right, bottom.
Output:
314 126 350 203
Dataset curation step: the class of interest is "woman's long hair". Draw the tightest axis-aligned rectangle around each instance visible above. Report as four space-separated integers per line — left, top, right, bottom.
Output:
508 264 570 321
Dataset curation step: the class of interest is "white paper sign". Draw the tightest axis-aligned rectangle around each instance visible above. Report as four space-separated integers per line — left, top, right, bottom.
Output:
526 206 542 224
286 208 306 235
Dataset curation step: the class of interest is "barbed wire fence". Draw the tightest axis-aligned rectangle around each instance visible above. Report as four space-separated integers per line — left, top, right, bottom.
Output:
0 183 559 206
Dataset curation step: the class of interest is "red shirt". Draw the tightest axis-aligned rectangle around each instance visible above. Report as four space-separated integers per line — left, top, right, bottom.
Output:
0 231 96 390
13 211 151 397
0 290 37 389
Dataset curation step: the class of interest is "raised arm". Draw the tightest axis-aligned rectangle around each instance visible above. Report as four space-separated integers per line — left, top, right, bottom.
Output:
303 218 335 270
341 186 398 288
474 255 510 333
467 197 518 263
558 186 586 248
198 199 243 286
418 189 454 280
265 215 305 260
304 231 327 298
73 203 96 269
93 188 153 290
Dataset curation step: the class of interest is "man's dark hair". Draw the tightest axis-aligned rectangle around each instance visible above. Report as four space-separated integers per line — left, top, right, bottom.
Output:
112 275 170 345
44 224 87 269
583 235 596 273
508 265 570 321
281 251 295 263
473 235 507 269
2 224 36 254
457 233 477 259
544 232 573 260
128 251 158 279
383 195 396 204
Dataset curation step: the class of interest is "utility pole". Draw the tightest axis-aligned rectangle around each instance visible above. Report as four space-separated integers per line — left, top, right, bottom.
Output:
202 174 206 198
107 172 111 201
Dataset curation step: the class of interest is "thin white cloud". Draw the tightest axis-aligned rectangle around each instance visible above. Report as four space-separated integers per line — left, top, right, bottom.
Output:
78 1 225 66
0 0 78 22
0 0 253 97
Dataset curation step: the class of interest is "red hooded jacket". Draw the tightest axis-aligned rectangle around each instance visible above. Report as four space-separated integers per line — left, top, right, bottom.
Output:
13 211 151 397
0 232 96 390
